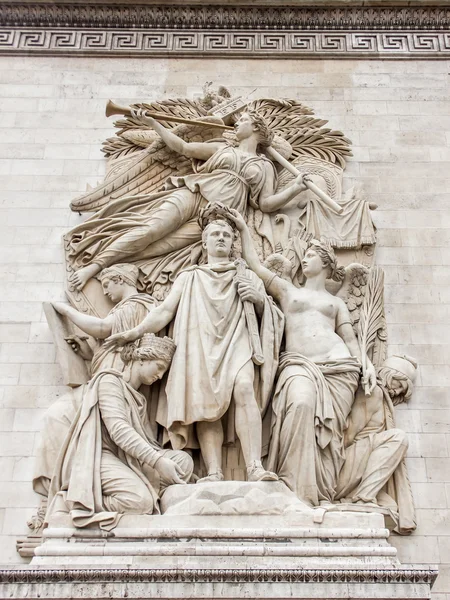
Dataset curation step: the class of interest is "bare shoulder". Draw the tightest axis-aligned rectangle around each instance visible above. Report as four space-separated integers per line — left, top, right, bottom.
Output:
334 293 351 315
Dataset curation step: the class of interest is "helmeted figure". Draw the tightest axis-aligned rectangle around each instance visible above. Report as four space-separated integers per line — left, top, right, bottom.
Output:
336 354 417 534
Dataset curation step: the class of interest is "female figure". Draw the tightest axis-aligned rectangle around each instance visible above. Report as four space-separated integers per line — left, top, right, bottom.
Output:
228 209 376 506
69 111 306 291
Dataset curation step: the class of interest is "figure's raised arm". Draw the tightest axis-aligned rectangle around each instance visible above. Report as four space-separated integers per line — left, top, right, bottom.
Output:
134 110 224 161
228 209 289 303
104 272 188 349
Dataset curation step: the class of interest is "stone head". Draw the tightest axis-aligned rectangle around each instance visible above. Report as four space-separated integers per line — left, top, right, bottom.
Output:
121 334 176 386
202 219 235 260
302 240 345 282
98 264 139 303
234 110 273 147
378 355 417 406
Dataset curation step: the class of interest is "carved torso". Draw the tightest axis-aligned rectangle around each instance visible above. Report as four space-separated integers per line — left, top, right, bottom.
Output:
281 287 352 362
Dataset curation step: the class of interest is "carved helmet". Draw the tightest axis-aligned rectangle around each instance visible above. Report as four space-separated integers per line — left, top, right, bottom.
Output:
383 355 417 383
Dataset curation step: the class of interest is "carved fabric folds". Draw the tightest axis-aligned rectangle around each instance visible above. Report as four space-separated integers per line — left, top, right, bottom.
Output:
267 353 360 506
380 385 416 534
65 146 277 297
91 293 158 373
161 263 284 450
299 193 376 249
48 370 161 530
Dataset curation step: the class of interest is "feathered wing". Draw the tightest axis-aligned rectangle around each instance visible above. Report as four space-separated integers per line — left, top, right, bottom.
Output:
102 97 212 160
71 95 225 213
335 263 369 336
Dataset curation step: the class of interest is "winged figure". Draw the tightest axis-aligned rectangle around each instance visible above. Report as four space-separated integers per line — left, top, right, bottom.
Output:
259 214 387 372
64 90 369 304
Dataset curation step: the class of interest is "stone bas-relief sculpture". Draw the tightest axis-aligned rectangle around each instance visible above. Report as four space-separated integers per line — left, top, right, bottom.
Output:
336 354 418 534
106 206 283 484
48 334 193 529
228 209 376 507
20 86 419 570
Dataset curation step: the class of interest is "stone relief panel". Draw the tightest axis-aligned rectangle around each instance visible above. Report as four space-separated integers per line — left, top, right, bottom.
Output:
18 85 419 560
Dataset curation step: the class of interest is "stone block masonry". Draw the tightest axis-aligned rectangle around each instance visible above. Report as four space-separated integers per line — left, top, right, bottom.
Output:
0 56 449 596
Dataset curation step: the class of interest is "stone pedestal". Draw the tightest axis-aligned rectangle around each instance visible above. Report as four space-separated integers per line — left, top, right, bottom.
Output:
0 486 437 599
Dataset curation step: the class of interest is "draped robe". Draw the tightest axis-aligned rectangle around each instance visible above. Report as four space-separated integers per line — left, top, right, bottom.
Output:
32 293 157 497
66 146 277 296
267 353 360 506
161 262 284 450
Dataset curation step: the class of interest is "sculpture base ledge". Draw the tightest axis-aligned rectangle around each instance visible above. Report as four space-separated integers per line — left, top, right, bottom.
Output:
6 505 437 599
1 511 433 598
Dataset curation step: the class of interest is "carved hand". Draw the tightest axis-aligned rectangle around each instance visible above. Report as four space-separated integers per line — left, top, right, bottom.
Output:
362 361 377 395
227 208 247 232
104 328 139 350
64 335 93 361
155 456 186 486
132 108 157 128
292 174 307 193
236 277 264 313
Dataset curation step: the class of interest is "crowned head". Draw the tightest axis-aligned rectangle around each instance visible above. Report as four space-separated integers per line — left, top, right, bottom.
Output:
199 202 238 260
121 334 176 386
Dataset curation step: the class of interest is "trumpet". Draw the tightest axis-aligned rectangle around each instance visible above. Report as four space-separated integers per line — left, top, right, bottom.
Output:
105 100 343 214
105 99 233 131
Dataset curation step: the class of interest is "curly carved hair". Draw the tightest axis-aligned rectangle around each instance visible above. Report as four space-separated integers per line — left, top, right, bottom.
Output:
307 240 345 282
246 110 274 148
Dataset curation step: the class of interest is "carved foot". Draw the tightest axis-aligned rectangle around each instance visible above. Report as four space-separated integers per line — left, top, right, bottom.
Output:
247 462 279 482
196 469 224 484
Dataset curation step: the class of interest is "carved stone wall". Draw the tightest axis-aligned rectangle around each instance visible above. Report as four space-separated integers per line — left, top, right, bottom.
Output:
0 54 449 595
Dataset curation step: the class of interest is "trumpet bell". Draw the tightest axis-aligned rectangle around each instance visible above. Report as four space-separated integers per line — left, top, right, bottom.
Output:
105 99 130 118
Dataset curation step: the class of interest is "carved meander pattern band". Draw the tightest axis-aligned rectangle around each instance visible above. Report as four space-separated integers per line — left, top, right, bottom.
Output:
0 4 449 57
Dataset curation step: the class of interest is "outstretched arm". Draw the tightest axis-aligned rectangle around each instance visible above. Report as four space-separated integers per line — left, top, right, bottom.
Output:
258 164 307 213
228 209 289 303
135 111 224 161
104 272 188 349
52 302 114 339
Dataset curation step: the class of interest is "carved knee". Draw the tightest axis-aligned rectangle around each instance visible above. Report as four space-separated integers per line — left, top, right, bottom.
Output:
233 377 255 406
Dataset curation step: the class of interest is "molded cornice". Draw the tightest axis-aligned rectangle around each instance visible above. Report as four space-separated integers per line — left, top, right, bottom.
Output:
0 3 449 57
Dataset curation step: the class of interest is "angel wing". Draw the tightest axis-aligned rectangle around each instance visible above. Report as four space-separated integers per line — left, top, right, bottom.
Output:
71 91 232 213
335 264 387 368
70 119 224 213
335 263 369 335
